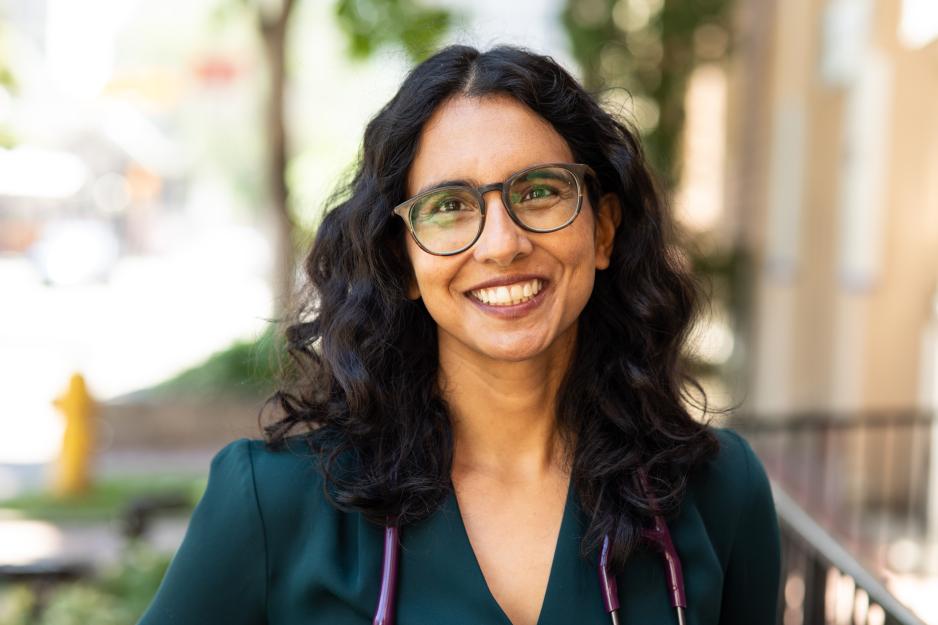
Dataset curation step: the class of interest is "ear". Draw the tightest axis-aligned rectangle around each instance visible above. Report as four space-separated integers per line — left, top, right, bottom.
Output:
594 192 621 270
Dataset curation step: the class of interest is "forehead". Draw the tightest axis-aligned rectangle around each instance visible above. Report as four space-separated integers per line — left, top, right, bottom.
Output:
406 95 574 196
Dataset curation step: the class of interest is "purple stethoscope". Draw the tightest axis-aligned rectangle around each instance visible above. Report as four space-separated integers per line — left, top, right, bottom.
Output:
371 473 688 625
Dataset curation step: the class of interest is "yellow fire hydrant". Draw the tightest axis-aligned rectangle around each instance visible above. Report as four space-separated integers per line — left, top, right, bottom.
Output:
52 373 96 497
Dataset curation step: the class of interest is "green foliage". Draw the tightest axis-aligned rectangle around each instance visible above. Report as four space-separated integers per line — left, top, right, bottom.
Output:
334 0 454 62
0 66 13 90
36 585 129 625
0 585 37 625
91 543 174 620
0 474 204 522
689 244 752 323
562 0 735 188
0 125 15 149
0 21 16 92
563 0 748 402
148 325 285 399
0 22 17 148
0 543 172 625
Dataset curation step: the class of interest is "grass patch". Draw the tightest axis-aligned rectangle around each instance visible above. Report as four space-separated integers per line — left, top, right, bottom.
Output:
144 326 286 400
0 474 206 523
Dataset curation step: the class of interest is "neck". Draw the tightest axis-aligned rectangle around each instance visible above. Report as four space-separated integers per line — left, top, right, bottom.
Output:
438 329 576 483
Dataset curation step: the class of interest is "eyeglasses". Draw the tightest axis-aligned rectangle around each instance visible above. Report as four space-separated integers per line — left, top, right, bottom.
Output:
391 162 596 256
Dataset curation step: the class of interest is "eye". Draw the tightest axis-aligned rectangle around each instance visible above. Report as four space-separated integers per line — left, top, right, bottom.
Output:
521 185 557 202
436 197 471 213
514 183 567 207
412 188 479 225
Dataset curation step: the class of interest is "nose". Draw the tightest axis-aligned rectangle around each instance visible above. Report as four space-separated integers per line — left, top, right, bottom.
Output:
471 190 533 266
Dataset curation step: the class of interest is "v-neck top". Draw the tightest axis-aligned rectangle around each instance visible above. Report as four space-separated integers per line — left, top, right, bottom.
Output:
137 427 780 625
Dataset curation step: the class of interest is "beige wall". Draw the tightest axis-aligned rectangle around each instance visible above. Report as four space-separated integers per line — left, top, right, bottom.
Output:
864 0 938 408
727 0 938 415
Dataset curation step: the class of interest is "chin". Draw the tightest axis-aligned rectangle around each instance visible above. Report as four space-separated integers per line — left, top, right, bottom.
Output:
473 336 553 362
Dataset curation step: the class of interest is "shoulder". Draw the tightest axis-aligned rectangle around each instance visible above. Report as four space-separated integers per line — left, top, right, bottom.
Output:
686 428 783 618
227 434 325 484
207 435 337 529
684 426 777 553
708 427 765 477
691 426 771 500
205 436 380 589
208 435 324 489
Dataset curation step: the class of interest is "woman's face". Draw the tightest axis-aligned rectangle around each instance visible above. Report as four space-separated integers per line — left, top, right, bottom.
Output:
404 95 617 364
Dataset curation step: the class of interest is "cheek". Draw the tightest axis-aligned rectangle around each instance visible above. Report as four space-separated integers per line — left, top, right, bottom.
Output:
569 263 597 305
566 219 599 271
560 225 600 304
405 238 432 283
407 246 461 304
409 253 439 290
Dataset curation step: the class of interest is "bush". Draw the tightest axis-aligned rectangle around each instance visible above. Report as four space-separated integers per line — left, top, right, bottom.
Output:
0 543 172 625
147 326 284 399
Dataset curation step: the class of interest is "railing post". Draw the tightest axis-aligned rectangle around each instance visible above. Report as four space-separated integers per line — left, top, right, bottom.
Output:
919 289 938 571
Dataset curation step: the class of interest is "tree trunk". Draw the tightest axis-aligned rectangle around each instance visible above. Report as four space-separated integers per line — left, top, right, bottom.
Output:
258 0 297 321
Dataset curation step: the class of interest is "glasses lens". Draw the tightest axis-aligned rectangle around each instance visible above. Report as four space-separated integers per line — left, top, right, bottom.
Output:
410 187 482 254
507 166 579 231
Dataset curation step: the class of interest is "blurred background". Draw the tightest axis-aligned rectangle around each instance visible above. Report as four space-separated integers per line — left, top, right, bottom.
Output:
0 0 936 623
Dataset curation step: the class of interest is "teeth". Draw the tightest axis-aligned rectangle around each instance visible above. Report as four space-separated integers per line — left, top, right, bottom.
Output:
470 279 543 307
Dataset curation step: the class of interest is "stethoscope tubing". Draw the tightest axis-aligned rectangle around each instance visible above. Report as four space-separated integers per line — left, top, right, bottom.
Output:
373 525 400 625
373 479 687 625
602 522 687 625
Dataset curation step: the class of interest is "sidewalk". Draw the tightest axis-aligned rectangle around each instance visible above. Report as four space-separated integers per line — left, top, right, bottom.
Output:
0 448 217 571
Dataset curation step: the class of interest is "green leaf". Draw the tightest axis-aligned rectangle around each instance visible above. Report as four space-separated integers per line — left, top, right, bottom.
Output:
334 0 453 62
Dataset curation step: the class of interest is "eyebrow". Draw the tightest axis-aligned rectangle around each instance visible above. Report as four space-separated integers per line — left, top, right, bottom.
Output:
414 178 479 196
412 162 575 197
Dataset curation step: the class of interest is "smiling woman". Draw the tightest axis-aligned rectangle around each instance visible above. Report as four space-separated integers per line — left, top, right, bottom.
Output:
137 45 781 625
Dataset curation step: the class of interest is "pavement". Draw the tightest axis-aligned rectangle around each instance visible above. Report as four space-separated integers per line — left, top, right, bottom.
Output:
0 448 216 571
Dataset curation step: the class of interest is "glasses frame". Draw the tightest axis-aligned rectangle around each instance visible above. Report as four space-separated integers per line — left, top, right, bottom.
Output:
391 162 597 256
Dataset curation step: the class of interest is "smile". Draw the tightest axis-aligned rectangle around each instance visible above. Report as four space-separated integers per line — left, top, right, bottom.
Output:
468 278 544 307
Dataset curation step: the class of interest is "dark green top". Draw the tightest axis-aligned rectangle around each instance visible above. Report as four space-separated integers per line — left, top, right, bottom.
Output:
137 427 780 625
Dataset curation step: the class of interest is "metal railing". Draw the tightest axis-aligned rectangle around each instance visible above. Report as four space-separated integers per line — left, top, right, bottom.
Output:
731 411 938 625
774 484 928 625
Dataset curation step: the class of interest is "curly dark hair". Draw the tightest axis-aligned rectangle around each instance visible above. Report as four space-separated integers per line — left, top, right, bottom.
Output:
261 44 719 571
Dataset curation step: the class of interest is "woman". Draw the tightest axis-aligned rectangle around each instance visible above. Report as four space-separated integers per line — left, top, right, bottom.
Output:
138 45 780 625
